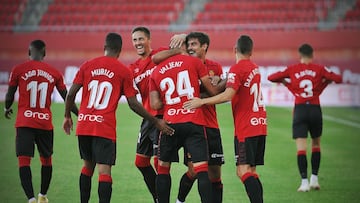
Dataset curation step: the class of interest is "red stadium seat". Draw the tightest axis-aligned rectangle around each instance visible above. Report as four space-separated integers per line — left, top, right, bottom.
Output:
193 0 333 31
40 0 185 27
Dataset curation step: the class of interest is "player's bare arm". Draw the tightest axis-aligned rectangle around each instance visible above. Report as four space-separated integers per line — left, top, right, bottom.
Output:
58 89 79 116
183 88 235 110
152 48 182 64
4 85 17 119
200 75 226 97
63 83 82 135
127 96 174 136
149 90 163 110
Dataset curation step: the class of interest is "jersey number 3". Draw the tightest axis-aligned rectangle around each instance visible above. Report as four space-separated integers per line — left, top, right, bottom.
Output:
299 79 314 98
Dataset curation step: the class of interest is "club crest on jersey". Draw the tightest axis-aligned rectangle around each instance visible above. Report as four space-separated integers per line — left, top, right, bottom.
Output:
134 68 139 73
227 73 236 83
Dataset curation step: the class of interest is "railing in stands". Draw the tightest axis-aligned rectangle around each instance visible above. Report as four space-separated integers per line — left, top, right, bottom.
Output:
0 21 359 33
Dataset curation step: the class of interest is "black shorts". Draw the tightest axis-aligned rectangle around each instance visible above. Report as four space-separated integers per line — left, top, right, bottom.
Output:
136 116 162 156
234 135 266 167
78 135 116 165
16 127 54 158
293 104 322 139
184 127 224 166
158 122 208 164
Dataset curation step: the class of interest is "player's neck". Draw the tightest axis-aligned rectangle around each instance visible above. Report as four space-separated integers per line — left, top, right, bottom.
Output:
300 58 312 64
140 49 152 60
30 54 44 61
199 55 206 64
236 54 250 62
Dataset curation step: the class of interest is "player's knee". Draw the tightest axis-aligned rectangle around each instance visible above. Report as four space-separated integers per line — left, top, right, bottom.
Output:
135 155 151 168
193 162 208 174
99 174 112 183
312 147 321 152
208 165 221 179
40 156 52 166
186 169 197 179
18 156 31 167
236 165 251 179
240 172 255 183
158 165 170 175
81 166 94 177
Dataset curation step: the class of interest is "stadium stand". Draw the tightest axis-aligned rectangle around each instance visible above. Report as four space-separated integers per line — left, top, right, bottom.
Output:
191 0 337 31
343 0 360 21
0 0 359 32
0 0 22 26
40 0 185 26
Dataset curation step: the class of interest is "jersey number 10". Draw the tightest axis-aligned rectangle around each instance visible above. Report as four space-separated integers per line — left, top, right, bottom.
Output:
87 80 113 110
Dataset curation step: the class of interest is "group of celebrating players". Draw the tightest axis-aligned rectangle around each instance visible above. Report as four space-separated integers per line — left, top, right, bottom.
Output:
4 26 342 203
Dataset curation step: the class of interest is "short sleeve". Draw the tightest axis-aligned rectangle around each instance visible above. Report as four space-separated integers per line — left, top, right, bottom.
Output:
8 66 19 86
122 69 138 98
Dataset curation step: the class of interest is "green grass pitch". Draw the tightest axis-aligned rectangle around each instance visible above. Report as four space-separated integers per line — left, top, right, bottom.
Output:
0 102 359 202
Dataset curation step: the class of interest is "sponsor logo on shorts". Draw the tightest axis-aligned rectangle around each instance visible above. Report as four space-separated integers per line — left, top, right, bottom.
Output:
210 153 224 159
78 113 104 123
24 110 50 120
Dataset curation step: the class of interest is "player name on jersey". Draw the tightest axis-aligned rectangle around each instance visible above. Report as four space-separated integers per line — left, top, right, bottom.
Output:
21 69 55 83
244 68 260 87
91 68 114 78
159 61 183 74
295 69 316 79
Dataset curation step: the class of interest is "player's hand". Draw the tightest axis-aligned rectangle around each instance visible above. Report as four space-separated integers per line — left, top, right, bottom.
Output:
183 97 203 110
210 75 221 86
155 119 175 136
169 33 186 49
62 117 73 135
4 108 13 119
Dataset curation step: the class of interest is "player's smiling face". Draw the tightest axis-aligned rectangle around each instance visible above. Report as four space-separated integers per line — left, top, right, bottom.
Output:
132 31 151 57
187 38 205 59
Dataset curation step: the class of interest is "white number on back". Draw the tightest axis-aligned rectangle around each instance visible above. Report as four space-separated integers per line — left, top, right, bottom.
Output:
87 80 112 110
250 83 265 112
27 81 48 108
299 79 313 98
160 70 194 105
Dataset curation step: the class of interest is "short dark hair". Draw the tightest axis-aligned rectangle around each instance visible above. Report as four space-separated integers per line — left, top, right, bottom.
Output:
298 43 313 57
131 26 151 39
29 40 46 57
105 32 122 53
30 40 46 50
186 32 210 52
236 35 253 55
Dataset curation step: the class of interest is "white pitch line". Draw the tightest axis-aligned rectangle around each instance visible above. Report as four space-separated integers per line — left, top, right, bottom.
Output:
323 114 360 129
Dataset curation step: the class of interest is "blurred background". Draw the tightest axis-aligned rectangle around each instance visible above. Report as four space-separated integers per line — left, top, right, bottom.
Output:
0 0 359 106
